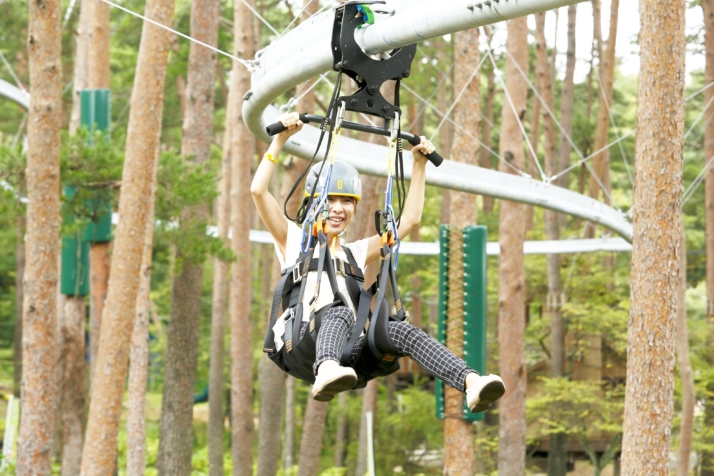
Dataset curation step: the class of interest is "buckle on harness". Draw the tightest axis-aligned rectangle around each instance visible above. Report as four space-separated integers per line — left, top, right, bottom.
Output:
292 266 302 284
334 259 346 276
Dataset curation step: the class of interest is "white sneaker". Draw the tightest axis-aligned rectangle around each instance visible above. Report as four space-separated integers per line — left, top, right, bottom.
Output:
466 374 506 413
312 362 357 402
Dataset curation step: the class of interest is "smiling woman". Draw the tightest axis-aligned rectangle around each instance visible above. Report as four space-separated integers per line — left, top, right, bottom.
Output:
250 111 506 410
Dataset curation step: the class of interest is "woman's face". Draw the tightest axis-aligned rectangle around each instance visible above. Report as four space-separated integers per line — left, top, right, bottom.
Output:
326 195 356 236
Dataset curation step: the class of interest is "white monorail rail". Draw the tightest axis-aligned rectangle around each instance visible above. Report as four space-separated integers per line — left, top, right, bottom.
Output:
242 0 633 243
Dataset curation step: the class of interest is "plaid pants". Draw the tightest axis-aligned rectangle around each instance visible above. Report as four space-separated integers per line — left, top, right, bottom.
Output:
302 305 475 392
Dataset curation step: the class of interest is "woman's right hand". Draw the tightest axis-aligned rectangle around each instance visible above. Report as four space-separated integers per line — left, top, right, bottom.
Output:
275 112 304 142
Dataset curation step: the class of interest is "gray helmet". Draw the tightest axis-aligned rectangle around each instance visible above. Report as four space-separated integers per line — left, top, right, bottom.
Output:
304 160 362 201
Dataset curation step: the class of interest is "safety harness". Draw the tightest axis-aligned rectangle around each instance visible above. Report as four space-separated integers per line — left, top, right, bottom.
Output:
263 0 441 387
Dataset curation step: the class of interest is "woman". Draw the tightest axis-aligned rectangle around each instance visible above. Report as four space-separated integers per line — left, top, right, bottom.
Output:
251 112 505 410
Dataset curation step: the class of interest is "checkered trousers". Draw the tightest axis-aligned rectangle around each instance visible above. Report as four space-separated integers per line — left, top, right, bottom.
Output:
300 305 475 392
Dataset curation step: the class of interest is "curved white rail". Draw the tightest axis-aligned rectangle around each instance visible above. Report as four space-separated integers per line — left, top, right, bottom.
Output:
242 0 633 242
0 79 29 110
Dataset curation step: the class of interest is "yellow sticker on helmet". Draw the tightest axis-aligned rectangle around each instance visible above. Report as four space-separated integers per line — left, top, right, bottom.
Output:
337 180 343 190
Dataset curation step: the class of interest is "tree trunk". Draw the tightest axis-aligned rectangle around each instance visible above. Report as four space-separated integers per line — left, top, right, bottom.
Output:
14 217 25 398
256 356 285 476
333 391 348 468
157 0 219 471
703 0 714 472
443 27 480 476
87 0 110 89
535 13 566 476
69 0 90 134
126 148 160 476
676 223 694 476
89 242 110 379
80 0 175 470
87 0 113 377
208 120 231 476
588 0 620 206
355 381 378 476
284 377 296 471
619 1 685 473
556 5 577 192
59 296 86 476
17 0 63 472
297 396 330 476
496 17 528 476
481 26 495 214
438 37 454 226
228 0 256 472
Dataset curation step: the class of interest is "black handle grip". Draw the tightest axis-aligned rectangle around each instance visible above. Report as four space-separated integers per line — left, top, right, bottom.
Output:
265 113 308 136
405 134 443 166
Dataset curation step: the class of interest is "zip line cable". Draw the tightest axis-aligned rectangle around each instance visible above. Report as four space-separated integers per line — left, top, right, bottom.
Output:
485 48 547 182
0 51 24 91
400 83 526 176
428 53 488 143
239 0 279 35
99 0 254 70
594 71 634 187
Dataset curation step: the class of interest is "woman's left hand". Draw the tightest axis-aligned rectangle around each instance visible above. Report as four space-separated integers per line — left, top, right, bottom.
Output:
411 136 435 162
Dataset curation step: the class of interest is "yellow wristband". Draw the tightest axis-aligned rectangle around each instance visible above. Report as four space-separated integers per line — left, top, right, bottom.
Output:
263 152 277 164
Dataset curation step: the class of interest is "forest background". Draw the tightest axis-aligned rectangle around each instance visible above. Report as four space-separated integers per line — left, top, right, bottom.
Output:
0 0 708 474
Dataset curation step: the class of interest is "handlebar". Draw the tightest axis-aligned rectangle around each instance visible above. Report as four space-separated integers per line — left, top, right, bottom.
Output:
265 113 444 167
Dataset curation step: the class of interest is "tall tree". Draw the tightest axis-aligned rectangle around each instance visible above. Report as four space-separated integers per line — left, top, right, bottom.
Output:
87 0 113 376
17 0 63 472
438 37 454 226
69 0 90 133
534 12 566 476
58 295 86 475
157 0 220 471
443 27 480 476
126 148 160 476
702 0 714 471
208 123 231 476
228 0 256 472
675 222 694 476
620 0 685 472
80 0 176 470
556 5 577 191
588 0 620 207
13 217 25 398
481 26 495 214
497 17 528 476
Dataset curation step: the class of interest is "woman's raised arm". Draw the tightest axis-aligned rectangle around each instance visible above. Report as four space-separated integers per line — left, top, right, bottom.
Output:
363 137 434 265
250 112 303 258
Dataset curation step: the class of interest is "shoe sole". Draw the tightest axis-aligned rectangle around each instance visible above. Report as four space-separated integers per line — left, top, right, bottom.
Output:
312 374 357 402
469 381 506 413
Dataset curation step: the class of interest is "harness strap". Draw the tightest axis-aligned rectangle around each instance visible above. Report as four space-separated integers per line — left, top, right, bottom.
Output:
339 287 373 366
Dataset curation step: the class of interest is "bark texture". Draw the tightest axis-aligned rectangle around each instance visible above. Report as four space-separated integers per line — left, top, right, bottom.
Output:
18 0 63 472
481 26 495 214
620 1 685 473
256 355 285 476
675 224 694 476
208 123 231 476
126 149 160 476
87 0 110 89
443 27 480 476
496 17 528 476
588 0 620 206
157 0 220 471
89 241 110 378
556 5 577 190
534 13 566 475
69 0 90 133
14 218 25 398
59 297 86 476
703 0 714 470
297 397 330 476
228 0 256 472
80 0 175 471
